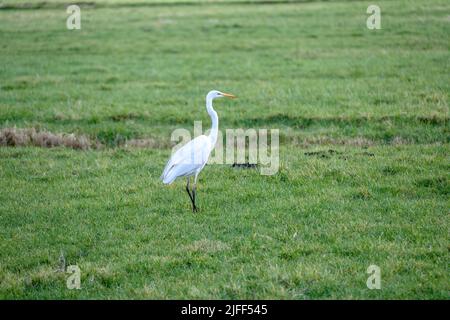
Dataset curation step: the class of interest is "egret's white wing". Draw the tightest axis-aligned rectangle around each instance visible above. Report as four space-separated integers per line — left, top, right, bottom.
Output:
161 135 212 184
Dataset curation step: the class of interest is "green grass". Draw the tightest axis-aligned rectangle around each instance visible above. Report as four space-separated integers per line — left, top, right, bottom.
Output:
0 0 449 299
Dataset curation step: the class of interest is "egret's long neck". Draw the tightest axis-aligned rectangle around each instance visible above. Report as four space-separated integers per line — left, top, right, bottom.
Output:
206 97 219 146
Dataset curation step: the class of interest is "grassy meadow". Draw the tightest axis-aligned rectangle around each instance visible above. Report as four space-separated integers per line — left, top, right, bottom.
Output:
0 0 449 299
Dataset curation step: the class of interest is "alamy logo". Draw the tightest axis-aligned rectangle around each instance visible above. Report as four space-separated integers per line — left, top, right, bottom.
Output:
66 5 81 30
171 121 279 175
366 5 381 30
66 265 81 290
366 265 381 289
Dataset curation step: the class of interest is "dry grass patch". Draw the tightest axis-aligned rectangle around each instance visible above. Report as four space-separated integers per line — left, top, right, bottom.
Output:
0 127 95 150
0 128 171 150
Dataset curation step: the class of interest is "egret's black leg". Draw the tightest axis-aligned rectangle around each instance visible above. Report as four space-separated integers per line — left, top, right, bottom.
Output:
186 177 197 212
185 177 194 203
192 173 199 212
192 183 198 212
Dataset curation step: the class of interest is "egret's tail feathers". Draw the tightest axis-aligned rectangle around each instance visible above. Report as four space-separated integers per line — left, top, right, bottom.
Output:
162 177 175 185
161 162 174 184
161 170 177 185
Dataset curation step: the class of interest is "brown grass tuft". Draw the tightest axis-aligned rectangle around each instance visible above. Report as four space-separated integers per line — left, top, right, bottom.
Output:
0 127 95 150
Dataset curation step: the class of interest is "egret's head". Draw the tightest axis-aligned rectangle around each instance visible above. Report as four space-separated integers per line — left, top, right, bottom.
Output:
207 90 236 100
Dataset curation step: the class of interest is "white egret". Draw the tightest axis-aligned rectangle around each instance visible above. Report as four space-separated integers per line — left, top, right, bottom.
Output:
161 90 236 212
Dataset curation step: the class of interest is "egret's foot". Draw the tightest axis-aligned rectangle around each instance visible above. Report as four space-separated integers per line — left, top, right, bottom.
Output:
192 206 198 213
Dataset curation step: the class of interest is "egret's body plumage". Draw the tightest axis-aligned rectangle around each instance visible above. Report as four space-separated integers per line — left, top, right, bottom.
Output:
161 134 212 185
160 90 236 211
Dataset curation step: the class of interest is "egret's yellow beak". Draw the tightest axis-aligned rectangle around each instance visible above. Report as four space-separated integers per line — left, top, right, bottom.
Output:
222 92 237 99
